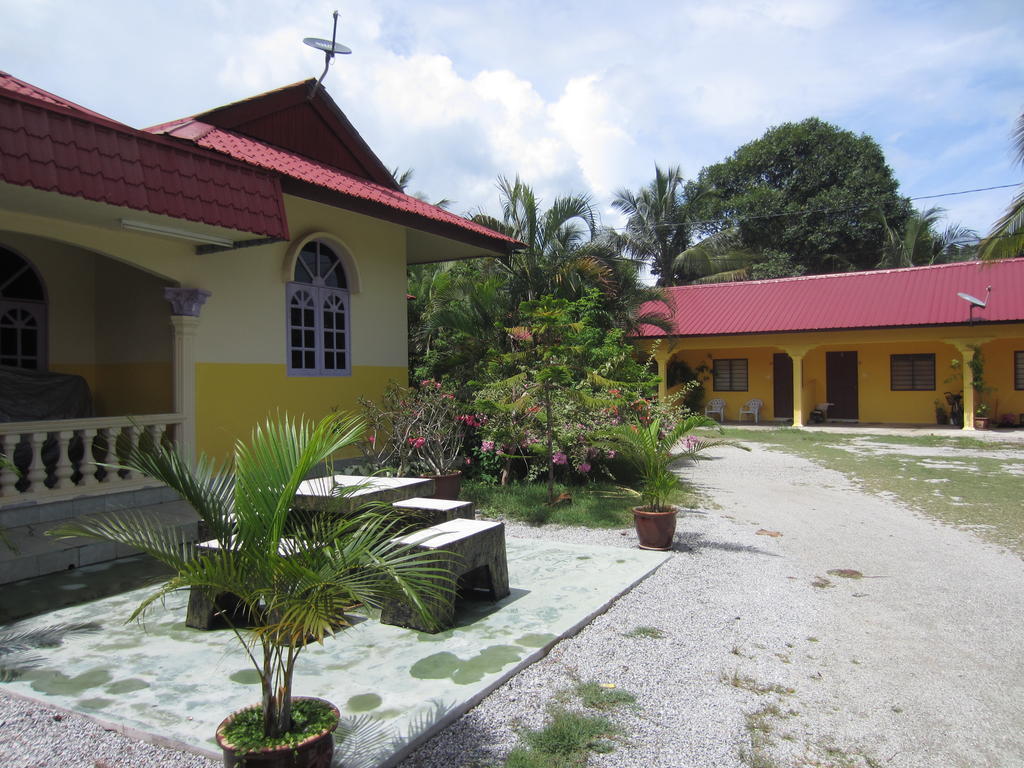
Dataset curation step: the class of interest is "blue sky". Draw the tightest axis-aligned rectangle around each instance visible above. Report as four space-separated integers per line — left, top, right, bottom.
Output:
1 0 1021 238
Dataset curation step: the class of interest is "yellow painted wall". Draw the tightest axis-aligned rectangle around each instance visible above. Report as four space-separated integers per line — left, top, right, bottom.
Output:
983 338 1024 423
195 363 407 461
654 323 1024 425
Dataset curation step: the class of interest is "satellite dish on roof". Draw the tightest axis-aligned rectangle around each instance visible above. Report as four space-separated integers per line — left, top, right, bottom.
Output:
303 37 352 56
957 285 991 324
304 10 351 99
957 291 987 308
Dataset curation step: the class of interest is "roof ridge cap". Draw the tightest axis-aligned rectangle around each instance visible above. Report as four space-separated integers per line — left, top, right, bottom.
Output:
664 259 993 291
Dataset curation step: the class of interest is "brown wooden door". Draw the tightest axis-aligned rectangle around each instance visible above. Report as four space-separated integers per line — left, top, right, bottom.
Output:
773 353 793 419
826 351 859 419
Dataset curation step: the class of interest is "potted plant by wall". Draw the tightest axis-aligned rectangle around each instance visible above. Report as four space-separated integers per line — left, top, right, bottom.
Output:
974 403 991 430
933 400 949 425
610 413 739 550
50 413 451 768
360 380 469 499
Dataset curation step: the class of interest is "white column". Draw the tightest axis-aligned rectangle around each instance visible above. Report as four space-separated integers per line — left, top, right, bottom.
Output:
170 315 200 462
164 287 210 465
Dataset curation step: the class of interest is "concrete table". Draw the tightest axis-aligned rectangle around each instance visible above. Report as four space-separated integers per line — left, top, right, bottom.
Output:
293 474 433 513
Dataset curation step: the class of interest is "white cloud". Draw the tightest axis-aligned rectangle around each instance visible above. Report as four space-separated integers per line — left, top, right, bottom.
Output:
548 75 637 198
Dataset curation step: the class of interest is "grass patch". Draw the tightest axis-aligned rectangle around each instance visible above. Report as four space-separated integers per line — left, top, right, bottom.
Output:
724 428 1024 554
622 625 665 639
505 707 620 766
464 479 700 528
720 670 795 696
574 681 637 711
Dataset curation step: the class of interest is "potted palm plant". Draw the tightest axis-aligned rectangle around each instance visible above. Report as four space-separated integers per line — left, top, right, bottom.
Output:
50 412 452 768
610 413 737 550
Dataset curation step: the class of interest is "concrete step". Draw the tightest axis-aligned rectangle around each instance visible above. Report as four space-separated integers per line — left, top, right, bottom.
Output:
392 497 475 528
0 498 199 585
0 485 180 530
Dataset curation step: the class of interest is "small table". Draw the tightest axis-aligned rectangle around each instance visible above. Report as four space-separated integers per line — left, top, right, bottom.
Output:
380 518 510 633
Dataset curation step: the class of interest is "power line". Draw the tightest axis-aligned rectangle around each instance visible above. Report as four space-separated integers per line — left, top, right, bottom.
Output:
909 182 1021 201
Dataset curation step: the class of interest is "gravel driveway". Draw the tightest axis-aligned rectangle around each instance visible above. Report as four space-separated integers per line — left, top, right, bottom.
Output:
402 441 1024 768
3 440 1023 767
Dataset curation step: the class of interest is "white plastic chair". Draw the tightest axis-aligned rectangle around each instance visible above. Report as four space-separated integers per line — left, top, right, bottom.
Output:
705 398 726 422
739 398 763 423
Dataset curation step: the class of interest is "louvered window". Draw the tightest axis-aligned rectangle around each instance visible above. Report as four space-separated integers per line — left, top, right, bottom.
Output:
1015 351 1023 391
890 354 934 391
0 247 47 370
712 359 748 392
286 241 350 376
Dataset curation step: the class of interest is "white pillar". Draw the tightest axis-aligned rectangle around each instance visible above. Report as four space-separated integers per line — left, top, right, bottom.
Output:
165 288 210 463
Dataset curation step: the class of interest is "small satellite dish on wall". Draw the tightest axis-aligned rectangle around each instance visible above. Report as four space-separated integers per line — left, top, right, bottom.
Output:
957 285 991 324
304 11 351 99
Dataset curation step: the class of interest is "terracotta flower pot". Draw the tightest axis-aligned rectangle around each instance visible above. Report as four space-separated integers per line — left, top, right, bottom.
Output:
632 506 678 551
216 697 339 768
429 470 462 500
974 417 990 430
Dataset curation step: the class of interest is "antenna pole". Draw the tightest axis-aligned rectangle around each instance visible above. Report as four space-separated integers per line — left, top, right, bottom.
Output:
309 10 341 99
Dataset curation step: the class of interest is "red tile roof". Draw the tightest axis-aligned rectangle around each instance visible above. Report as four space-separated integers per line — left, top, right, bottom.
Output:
0 71 289 239
152 118 520 252
636 259 1024 338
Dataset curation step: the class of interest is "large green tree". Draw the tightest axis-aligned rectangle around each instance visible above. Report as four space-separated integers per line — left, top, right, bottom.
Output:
690 118 911 274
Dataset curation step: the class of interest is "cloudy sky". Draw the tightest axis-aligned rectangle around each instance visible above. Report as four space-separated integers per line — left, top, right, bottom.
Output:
2 0 1021 236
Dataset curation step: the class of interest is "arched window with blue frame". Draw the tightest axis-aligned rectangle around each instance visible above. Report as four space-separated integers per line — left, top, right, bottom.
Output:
286 239 350 376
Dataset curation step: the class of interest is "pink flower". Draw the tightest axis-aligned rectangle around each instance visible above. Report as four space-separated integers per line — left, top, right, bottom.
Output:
552 451 568 465
682 436 699 450
577 462 591 473
368 434 376 445
407 437 426 449
606 449 616 459
481 440 495 453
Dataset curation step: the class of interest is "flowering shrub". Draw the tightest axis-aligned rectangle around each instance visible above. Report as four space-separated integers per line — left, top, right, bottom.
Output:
471 379 652 485
359 380 469 475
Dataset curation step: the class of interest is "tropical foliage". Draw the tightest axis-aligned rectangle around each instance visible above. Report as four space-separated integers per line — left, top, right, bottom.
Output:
49 412 452 743
612 165 694 285
980 111 1024 260
877 206 977 269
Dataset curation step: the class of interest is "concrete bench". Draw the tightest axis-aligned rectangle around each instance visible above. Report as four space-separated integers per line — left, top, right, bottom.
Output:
380 518 510 634
185 536 305 630
391 497 475 529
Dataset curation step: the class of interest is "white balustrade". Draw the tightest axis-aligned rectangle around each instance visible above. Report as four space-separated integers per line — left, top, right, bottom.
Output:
0 414 184 505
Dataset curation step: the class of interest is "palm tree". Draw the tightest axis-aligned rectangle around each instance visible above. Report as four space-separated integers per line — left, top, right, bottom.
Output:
980 111 1024 260
471 175 602 303
673 227 759 283
612 165 694 286
877 206 977 269
50 412 451 743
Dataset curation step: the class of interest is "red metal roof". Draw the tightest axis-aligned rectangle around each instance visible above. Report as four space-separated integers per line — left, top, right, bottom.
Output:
153 119 520 250
636 259 1024 338
0 71 289 240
